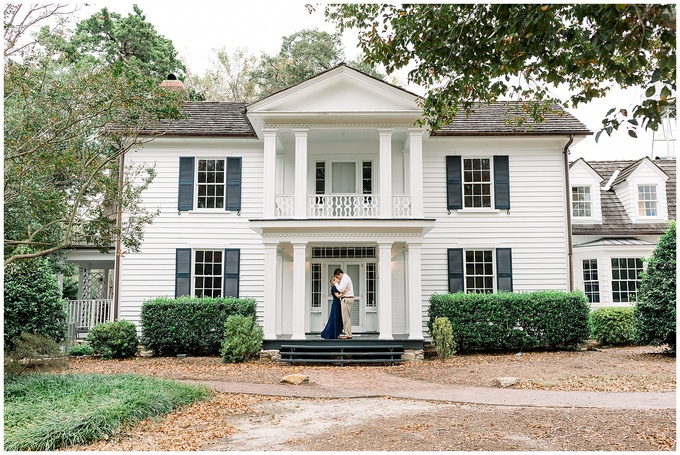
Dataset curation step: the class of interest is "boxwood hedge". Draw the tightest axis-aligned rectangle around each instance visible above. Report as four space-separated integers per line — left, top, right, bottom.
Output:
428 291 590 352
141 296 256 356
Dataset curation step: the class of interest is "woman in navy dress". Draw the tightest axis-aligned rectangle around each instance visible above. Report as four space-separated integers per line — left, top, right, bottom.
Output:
320 276 343 339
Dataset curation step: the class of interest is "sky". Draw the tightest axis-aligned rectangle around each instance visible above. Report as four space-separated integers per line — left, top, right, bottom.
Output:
71 1 674 162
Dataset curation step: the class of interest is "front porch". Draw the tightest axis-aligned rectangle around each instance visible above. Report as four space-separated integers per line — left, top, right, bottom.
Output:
263 333 424 351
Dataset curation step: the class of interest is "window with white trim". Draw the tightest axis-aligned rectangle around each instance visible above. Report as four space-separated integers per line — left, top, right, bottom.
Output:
463 158 492 208
582 259 600 303
194 250 223 297
197 159 225 208
465 250 494 293
611 257 643 303
637 185 658 217
572 186 592 217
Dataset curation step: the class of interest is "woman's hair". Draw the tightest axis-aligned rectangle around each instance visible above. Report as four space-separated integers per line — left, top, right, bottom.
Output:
329 276 338 285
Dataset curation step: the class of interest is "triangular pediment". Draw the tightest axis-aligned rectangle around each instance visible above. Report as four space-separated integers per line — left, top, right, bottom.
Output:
248 65 422 124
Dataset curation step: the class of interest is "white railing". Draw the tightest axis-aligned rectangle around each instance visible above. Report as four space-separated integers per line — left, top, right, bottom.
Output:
308 194 379 218
392 194 412 217
275 195 295 217
65 299 114 340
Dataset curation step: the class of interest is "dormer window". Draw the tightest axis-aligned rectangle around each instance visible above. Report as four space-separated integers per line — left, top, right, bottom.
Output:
637 185 658 217
571 186 592 217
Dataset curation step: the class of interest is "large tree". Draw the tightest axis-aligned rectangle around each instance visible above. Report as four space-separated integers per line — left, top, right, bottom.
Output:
250 28 385 99
324 4 676 137
4 4 187 265
184 47 259 103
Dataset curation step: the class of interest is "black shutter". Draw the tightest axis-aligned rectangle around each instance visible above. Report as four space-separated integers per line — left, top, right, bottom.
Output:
496 248 513 292
175 248 192 297
223 248 240 297
493 155 510 210
447 248 464 293
225 157 242 211
446 156 462 210
178 157 195 211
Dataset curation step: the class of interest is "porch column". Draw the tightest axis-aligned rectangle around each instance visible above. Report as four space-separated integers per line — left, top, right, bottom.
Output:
263 241 278 339
407 241 424 340
263 129 278 218
294 129 309 218
409 129 424 217
377 241 394 340
378 129 393 218
291 241 308 339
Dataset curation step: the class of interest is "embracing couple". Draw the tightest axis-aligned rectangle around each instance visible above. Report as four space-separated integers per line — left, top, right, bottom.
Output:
320 268 354 340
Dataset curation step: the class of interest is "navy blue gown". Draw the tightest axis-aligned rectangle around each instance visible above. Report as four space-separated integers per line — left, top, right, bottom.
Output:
320 285 343 339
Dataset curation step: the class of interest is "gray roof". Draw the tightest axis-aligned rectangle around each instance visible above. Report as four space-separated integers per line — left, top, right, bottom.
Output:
572 159 676 236
139 102 256 137
432 102 591 136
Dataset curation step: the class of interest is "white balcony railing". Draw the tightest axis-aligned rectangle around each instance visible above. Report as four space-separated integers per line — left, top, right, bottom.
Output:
274 194 412 218
65 299 114 340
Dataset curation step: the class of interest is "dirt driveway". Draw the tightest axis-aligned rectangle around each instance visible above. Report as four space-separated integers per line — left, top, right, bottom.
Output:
66 345 676 451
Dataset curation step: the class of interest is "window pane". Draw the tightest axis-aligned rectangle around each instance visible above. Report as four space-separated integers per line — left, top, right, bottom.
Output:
194 250 223 298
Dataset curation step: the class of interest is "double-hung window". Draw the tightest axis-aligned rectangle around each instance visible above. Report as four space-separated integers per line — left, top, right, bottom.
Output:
447 248 513 293
637 185 658 217
572 186 592 218
582 259 600 303
611 257 643 303
175 248 240 298
446 155 510 210
178 157 242 211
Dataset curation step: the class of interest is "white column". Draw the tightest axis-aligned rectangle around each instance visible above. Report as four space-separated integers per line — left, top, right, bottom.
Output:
378 129 393 218
263 129 278 218
407 242 424 340
378 241 394 340
409 129 424 218
263 241 278 339
291 241 307 339
294 129 309 218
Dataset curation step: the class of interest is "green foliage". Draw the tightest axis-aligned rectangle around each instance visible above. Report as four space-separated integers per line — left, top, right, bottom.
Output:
4 252 67 350
249 28 385 98
4 373 210 451
4 6 187 265
85 320 139 360
220 315 264 363
634 222 676 353
428 291 590 353
68 343 95 357
141 296 257 356
62 5 186 80
4 333 68 377
430 317 456 361
325 4 675 136
590 307 635 346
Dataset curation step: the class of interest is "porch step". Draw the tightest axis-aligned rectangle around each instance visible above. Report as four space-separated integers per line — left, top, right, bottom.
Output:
279 343 404 366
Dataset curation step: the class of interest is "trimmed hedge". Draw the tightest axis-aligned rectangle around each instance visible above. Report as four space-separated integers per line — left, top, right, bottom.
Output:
140 296 256 356
86 320 139 359
590 307 635 346
428 291 590 352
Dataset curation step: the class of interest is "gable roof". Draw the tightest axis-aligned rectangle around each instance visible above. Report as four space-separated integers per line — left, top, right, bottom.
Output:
572 159 676 236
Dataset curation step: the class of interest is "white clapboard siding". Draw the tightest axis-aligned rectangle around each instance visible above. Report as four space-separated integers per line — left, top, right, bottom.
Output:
119 138 266 327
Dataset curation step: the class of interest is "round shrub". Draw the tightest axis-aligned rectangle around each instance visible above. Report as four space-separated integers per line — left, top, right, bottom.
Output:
85 320 139 359
4 254 67 351
634 222 676 353
590 307 635 346
68 343 95 357
220 315 263 363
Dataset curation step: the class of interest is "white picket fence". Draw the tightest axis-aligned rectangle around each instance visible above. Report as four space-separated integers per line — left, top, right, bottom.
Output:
65 299 114 341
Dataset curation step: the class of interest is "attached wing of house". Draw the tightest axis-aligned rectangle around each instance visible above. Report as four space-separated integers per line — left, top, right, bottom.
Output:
65 64 592 346
570 157 676 306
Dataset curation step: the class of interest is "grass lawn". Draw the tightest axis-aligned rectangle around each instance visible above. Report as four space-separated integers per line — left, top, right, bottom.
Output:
4 373 211 451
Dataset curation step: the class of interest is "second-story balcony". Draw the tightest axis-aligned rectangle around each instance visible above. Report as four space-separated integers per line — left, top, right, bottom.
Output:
274 194 412 218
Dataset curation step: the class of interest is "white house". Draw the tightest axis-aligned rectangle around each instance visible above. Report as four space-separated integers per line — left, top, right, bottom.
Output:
69 64 592 346
570 157 676 308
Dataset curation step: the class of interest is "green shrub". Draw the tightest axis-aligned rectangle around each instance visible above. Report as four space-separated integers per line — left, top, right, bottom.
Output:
634 222 676 353
220 315 263 363
4 332 68 377
68 343 95 357
430 317 456 361
141 296 257 356
428 291 590 353
590 307 635 346
4 254 67 351
85 320 139 359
